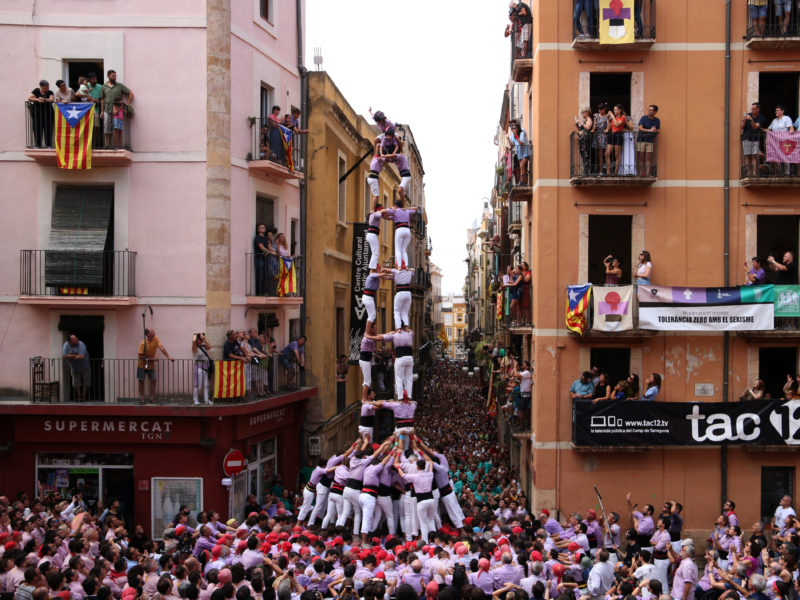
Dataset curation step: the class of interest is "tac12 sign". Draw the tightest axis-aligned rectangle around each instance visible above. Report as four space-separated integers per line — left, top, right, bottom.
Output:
574 399 800 446
223 449 245 476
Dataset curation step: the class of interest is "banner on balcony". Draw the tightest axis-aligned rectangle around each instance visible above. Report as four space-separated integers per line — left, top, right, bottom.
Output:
766 131 800 164
54 103 94 170
574 399 800 447
566 284 592 334
592 285 633 332
599 0 634 45
279 125 294 170
348 223 371 363
213 361 245 398
638 284 774 331
277 257 296 297
775 285 800 317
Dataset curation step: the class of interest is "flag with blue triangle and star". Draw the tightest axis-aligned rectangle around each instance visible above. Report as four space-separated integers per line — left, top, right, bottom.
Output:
53 103 94 169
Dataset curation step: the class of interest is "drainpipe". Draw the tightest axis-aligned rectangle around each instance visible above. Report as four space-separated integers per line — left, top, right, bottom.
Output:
297 0 307 388
721 0 731 506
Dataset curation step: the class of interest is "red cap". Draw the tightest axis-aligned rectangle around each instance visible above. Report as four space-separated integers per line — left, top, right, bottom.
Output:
511 526 523 534
292 526 302 533
497 537 508 547
568 542 580 552
237 541 248 552
359 550 371 561
4 541 17 551
464 517 473 526
175 525 186 536
299 547 310 555
530 550 543 562
372 537 381 545
260 543 272 554
211 545 222 558
586 509 597 518
0 533 8 541
552 563 565 577
281 541 292 552
256 532 266 541
57 592 71 600
374 572 386 580
333 536 344 546
121 589 137 600
540 509 550 516
248 512 259 518
279 532 290 540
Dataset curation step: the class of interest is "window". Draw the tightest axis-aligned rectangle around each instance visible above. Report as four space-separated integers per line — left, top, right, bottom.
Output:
589 348 631 390
590 73 632 117
259 85 273 123
757 215 799 284
256 196 274 231
240 437 278 506
289 318 299 341
759 72 799 126
338 157 347 223
457 314 463 323
761 467 795 524
447 327 453 338
259 0 273 22
588 215 633 285
759 347 798 399
290 219 298 256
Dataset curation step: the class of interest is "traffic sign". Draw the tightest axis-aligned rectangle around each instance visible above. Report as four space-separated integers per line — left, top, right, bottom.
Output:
223 449 245 476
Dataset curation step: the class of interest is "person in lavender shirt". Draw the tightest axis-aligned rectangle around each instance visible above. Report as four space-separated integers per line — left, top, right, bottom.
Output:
383 200 420 270
361 266 394 327
320 442 358 529
626 492 655 554
367 127 411 205
366 203 389 271
650 517 672 593
540 509 564 537
668 543 698 600
337 437 372 535
298 457 336 526
358 438 394 543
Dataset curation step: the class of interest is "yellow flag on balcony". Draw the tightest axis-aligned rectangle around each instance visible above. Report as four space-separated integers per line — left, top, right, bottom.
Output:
599 0 634 44
54 103 94 169
438 325 449 349
213 361 245 398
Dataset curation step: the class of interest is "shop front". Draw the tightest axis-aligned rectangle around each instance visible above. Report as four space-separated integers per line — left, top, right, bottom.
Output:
0 388 314 536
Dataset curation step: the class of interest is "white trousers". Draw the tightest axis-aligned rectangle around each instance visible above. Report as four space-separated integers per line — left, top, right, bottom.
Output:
653 558 670 593
297 487 316 521
358 426 373 440
321 491 342 528
402 491 419 540
395 227 411 268
376 495 396 535
416 498 437 543
363 295 376 324
440 490 465 528
366 232 380 270
394 355 414 399
193 367 209 404
338 486 363 534
360 360 372 388
432 488 442 530
394 291 412 330
359 492 378 533
309 484 330 525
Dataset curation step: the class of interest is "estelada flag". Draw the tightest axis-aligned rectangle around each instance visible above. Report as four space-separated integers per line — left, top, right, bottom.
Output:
599 0 634 45
766 130 800 164
566 284 592 334
592 285 634 332
279 124 294 171
278 256 296 297
54 103 94 169
213 361 245 398
496 292 502 321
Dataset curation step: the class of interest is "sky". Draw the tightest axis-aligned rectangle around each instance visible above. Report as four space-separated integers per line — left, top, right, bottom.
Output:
306 1 510 295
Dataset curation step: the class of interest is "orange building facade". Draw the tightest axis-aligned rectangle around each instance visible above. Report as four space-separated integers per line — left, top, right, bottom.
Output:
489 2 800 536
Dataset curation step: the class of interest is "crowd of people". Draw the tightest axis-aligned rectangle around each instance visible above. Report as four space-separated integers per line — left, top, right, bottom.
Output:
252 226 298 297
26 70 134 150
3 357 800 600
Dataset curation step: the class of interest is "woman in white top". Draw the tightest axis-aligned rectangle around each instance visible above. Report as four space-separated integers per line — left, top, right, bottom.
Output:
643 373 661 401
636 250 653 285
191 333 213 405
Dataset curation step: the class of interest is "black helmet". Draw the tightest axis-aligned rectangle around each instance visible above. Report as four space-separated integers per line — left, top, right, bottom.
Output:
373 110 386 122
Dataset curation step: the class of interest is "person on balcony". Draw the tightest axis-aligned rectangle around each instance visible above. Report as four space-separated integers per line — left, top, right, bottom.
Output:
605 104 632 176
774 0 793 35
191 333 213 406
767 251 797 284
643 372 661 401
749 0 768 37
741 103 766 177
506 2 532 57
54 80 75 103
740 379 765 401
100 70 133 150
636 105 660 177
635 250 653 285
86 73 103 148
603 255 622 286
509 121 530 186
572 0 594 39
743 256 766 286
575 108 594 176
278 335 305 388
521 261 532 325
591 373 612 404
137 328 173 405
62 334 90 402
27 80 55 148
570 371 594 401
592 102 610 175
768 105 795 175
253 224 270 295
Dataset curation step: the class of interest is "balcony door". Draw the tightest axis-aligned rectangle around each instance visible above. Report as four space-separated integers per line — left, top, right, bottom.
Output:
759 72 799 126
757 215 799 284
590 73 632 116
759 347 798 400
588 215 633 285
58 315 104 402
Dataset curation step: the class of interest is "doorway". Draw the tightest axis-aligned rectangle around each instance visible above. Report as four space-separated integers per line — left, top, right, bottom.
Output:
66 60 104 93
759 347 798 399
759 73 799 124
590 348 631 389
256 196 275 232
58 315 104 402
590 73 632 116
757 215 799 284
589 215 633 285
103 468 135 528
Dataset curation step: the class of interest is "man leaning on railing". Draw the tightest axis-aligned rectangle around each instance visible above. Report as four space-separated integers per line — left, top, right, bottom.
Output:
636 105 660 177
741 102 766 177
27 80 55 148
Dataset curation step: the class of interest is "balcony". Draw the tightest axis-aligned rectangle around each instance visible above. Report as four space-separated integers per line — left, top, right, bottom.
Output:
19 250 136 307
508 17 533 82
509 199 523 235
507 142 533 202
745 5 800 49
245 254 303 308
248 118 304 180
572 0 656 49
24 102 132 166
28 357 303 404
740 130 800 187
569 131 657 186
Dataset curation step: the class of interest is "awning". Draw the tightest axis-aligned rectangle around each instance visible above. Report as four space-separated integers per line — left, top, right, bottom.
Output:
45 187 112 288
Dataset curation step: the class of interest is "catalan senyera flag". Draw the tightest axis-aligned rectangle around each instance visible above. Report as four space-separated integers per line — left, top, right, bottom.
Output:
277 256 296 297
213 361 245 398
438 325 449 349
566 284 592 335
599 0 634 45
279 125 294 171
54 103 94 169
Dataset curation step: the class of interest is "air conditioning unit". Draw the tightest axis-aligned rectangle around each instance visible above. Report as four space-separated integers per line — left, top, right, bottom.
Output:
308 436 321 456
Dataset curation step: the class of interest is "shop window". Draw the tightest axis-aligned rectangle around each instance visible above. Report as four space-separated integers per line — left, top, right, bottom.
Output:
589 215 633 285
243 436 278 505
589 348 631 390
761 466 795 524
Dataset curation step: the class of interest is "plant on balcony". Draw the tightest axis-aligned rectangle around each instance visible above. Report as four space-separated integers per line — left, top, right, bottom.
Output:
248 116 257 127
